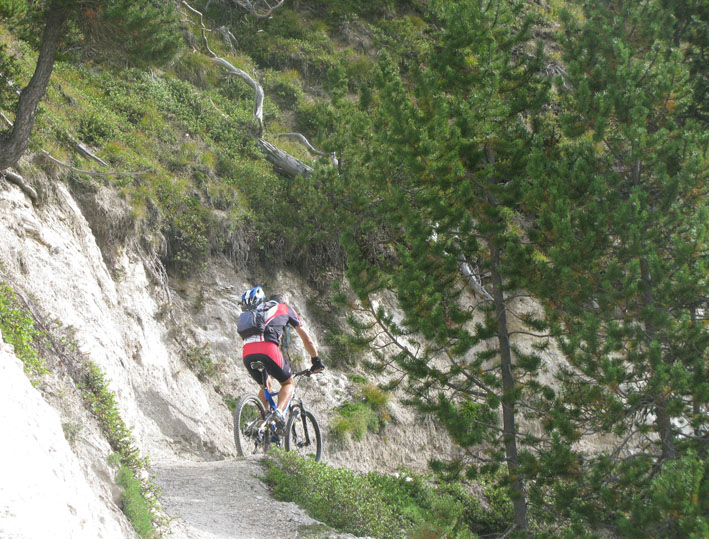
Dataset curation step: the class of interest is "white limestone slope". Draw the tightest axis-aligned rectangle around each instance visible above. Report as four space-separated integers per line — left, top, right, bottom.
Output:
0 178 238 461
0 336 136 539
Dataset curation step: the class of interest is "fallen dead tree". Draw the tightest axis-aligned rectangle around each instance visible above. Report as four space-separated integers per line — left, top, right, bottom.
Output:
182 0 335 178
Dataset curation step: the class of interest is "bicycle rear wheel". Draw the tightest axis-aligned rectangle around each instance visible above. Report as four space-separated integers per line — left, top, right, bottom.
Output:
285 408 322 461
234 395 267 457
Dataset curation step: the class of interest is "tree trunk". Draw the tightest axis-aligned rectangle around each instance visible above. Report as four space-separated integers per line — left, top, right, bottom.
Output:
0 7 68 170
259 139 313 178
483 144 528 533
490 241 529 533
641 256 676 461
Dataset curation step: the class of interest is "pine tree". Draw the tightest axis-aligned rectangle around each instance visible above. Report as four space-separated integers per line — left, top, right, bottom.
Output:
338 1 555 533
527 1 708 534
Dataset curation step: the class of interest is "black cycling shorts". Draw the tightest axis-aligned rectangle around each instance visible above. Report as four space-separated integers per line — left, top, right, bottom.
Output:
243 341 292 385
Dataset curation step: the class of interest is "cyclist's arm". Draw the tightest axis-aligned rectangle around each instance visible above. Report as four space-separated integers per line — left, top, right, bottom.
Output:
294 325 318 359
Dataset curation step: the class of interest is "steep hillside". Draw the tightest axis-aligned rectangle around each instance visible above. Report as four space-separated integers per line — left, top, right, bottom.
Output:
1 1 706 537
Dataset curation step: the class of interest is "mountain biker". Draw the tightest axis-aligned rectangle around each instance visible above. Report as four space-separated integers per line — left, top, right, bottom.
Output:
240 287 325 428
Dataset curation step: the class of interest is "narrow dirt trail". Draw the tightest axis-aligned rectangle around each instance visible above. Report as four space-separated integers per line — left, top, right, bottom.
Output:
151 458 356 539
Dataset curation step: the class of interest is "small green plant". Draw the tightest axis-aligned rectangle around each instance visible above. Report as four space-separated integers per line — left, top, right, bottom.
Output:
0 281 47 385
112 459 157 539
223 394 239 412
79 362 165 535
78 110 119 145
62 422 82 447
330 379 391 441
348 373 366 384
331 401 377 441
80 361 142 466
183 342 221 381
360 382 390 411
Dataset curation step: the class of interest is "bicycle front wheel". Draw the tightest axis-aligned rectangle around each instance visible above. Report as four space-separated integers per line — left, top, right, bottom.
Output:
285 408 322 461
234 395 266 457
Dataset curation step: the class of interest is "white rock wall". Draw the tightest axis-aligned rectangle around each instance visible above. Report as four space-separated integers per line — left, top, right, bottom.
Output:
0 335 136 539
0 179 237 461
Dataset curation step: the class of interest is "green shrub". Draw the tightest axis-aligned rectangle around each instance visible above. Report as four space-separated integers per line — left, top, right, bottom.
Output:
172 51 220 89
360 382 390 411
331 379 391 440
265 450 478 538
263 69 305 110
156 179 210 275
183 343 221 381
79 362 164 536
0 281 47 385
620 452 709 538
115 463 155 539
331 401 376 441
0 43 21 110
78 110 119 145
80 361 142 467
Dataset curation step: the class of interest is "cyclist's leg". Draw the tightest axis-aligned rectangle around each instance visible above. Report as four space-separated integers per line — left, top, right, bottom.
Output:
262 346 293 413
277 377 294 413
244 354 271 411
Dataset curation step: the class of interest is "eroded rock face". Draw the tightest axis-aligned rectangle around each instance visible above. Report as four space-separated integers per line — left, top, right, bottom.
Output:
0 336 136 539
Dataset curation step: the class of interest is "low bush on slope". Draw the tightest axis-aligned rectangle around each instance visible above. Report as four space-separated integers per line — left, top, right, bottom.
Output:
264 449 511 538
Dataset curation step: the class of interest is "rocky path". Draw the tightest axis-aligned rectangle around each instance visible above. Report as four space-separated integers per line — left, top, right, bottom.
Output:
151 458 354 539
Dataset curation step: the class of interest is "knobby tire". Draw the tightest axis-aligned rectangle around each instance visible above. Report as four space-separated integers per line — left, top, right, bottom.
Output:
285 408 322 461
234 395 266 457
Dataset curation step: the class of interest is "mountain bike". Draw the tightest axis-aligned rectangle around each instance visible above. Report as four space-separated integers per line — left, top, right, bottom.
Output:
233 361 322 461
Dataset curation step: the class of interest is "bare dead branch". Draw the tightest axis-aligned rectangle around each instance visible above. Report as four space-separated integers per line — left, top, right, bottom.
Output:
259 139 313 177
212 57 264 135
2 169 38 202
67 135 109 167
181 0 335 177
41 151 152 178
276 133 338 166
0 112 13 129
458 252 494 301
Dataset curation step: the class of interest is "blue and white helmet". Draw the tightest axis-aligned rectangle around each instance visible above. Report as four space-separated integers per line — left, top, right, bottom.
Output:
241 286 265 309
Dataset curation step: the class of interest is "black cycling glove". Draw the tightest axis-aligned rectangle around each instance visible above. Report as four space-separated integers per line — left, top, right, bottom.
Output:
310 356 325 372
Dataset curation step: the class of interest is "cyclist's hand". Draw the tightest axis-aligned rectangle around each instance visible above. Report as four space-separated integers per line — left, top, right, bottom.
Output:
310 356 325 373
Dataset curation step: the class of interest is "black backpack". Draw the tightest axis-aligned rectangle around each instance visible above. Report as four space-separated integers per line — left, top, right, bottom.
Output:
237 300 276 339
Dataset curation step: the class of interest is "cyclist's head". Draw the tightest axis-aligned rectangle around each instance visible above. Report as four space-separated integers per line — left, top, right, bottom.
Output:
268 293 284 304
241 286 265 308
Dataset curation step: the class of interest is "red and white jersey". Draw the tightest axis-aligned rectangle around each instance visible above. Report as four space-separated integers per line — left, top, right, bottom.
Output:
242 302 302 345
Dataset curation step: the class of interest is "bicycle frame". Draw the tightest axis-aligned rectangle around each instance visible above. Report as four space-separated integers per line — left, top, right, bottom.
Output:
263 385 292 414
252 362 311 434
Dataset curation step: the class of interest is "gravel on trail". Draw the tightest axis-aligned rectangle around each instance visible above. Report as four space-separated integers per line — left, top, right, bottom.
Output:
151 457 360 539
